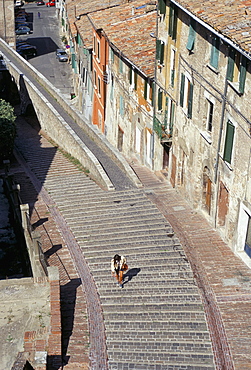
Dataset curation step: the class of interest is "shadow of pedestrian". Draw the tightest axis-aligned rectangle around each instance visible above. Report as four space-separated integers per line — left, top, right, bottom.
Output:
123 268 141 285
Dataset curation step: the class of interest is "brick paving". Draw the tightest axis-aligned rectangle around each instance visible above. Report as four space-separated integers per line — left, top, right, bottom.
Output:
7 114 251 369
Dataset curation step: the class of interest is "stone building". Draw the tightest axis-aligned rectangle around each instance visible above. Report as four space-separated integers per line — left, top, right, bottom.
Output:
156 0 251 266
0 0 15 46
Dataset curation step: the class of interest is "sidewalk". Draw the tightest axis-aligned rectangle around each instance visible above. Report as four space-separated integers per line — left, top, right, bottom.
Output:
129 160 251 370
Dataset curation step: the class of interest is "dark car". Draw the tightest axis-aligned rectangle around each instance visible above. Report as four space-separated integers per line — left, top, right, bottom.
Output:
56 49 68 62
37 1 45 4
15 26 31 35
15 22 30 29
17 45 37 59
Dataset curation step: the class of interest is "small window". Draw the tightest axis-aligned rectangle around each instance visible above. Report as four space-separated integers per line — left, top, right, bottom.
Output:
170 48 176 87
180 73 193 118
110 48 114 64
168 3 178 40
94 69 97 88
207 100 214 132
227 48 247 94
97 40 100 61
223 120 235 164
156 40 165 65
158 89 163 111
110 75 114 101
119 95 124 116
98 76 101 96
93 34 96 55
186 18 196 51
158 0 166 15
119 59 123 73
210 36 219 69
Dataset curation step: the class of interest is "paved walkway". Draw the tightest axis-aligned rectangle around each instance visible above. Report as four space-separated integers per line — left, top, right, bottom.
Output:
7 115 251 369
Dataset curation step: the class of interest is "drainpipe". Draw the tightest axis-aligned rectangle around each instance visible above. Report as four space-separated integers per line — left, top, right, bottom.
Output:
214 76 228 227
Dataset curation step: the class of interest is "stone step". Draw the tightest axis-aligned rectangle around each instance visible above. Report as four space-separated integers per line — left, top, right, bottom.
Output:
109 358 215 370
107 349 214 366
102 302 204 314
105 319 208 329
106 329 211 342
107 339 212 353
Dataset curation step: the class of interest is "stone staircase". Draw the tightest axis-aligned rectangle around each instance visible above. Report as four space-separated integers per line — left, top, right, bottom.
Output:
42 173 215 370
15 125 215 369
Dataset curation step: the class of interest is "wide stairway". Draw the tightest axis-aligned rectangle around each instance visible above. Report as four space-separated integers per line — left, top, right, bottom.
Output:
15 121 215 369
42 173 215 370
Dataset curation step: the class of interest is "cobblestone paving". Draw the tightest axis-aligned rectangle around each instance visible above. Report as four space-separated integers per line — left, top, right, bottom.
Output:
13 119 216 369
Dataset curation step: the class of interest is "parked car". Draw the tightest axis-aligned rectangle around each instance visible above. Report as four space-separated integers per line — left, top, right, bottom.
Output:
56 49 68 62
17 45 37 59
15 0 24 8
15 16 27 23
15 22 30 29
37 1 45 4
46 1 55 6
15 26 31 35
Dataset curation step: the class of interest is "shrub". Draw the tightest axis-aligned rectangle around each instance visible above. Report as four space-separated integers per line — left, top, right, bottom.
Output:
0 99 16 161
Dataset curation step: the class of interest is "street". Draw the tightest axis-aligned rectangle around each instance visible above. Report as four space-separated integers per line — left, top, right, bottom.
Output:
16 2 74 96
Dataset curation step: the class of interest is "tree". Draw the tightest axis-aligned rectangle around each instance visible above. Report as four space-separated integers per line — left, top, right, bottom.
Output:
0 99 16 161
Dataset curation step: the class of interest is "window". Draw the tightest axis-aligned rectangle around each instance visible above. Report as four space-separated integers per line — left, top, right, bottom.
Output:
210 36 220 69
97 40 100 61
170 48 176 87
180 73 193 118
94 69 97 88
245 216 251 258
164 97 175 136
158 0 166 15
93 34 96 55
168 3 178 40
98 76 101 96
156 40 165 65
158 88 163 111
186 18 196 51
206 100 214 132
227 49 247 94
119 59 123 73
110 48 114 64
110 75 114 101
119 95 124 116
129 67 137 90
223 120 235 164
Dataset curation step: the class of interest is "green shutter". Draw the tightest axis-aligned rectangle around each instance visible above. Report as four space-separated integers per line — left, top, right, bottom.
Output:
111 49 114 63
164 97 169 129
119 59 123 73
160 42 165 65
187 82 193 118
210 36 219 69
129 67 132 84
134 72 138 90
156 39 161 60
239 56 247 94
159 0 166 14
186 19 196 51
226 48 235 81
223 121 235 163
119 95 124 116
168 5 173 37
144 80 148 100
170 101 175 135
180 73 185 107
172 7 178 40
158 89 163 111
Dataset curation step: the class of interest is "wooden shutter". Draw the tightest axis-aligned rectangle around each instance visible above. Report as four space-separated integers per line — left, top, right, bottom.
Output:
134 72 138 90
186 19 196 51
160 42 165 65
187 82 193 119
180 73 185 107
158 89 163 111
168 5 173 37
129 67 132 84
226 48 235 81
239 56 247 94
223 120 235 163
119 95 124 116
144 79 148 100
164 97 169 129
159 0 166 14
210 36 219 69
156 39 161 60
